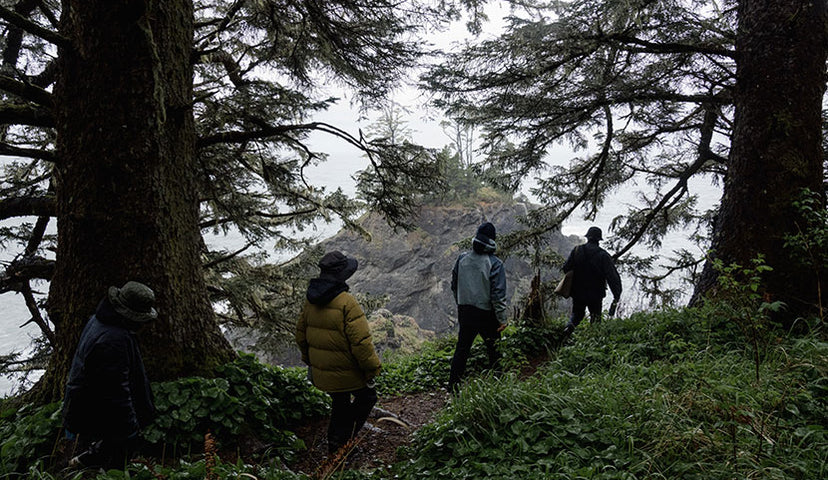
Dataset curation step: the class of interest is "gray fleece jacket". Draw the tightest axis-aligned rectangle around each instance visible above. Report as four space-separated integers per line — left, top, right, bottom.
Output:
451 234 508 324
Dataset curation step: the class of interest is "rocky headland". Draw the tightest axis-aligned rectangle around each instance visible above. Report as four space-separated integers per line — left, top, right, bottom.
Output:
228 200 578 365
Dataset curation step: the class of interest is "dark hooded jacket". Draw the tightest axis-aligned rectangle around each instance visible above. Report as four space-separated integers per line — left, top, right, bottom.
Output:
296 278 381 393
63 298 155 438
563 240 622 303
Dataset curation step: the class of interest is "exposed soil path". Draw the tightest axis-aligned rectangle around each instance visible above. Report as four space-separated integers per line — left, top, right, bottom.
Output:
286 352 551 477
288 389 450 477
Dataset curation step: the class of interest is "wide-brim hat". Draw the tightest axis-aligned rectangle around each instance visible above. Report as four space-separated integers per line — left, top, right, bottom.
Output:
108 281 158 323
318 251 358 282
586 226 603 240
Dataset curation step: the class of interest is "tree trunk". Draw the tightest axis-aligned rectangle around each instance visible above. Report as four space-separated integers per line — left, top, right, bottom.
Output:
32 0 234 403
692 0 827 321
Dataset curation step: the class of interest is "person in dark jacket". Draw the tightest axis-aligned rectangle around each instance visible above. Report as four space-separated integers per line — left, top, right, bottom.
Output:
448 222 508 393
562 226 622 336
296 251 381 454
63 281 157 470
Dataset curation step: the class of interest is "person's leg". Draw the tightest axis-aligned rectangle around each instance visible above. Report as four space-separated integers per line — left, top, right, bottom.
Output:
448 306 480 392
349 386 378 438
71 438 104 468
587 299 603 324
565 298 587 334
327 392 353 453
98 435 138 470
478 310 502 370
71 434 134 470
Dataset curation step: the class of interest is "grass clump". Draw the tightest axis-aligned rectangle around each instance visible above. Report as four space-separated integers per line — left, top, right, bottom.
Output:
394 309 827 479
374 318 563 396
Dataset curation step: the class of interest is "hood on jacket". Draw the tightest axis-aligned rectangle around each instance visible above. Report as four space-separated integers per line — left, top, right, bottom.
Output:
472 233 497 254
306 278 350 305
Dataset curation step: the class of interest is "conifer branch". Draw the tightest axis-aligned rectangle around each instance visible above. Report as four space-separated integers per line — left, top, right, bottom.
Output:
0 4 69 49
0 74 53 107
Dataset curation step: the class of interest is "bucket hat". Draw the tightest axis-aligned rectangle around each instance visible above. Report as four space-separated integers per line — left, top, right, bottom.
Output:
586 226 603 240
108 281 158 323
318 251 358 282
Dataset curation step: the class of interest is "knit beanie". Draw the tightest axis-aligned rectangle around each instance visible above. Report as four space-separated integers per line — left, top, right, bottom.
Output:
476 222 496 241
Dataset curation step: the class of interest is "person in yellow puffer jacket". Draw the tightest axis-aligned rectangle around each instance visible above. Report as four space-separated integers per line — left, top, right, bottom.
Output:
296 251 381 454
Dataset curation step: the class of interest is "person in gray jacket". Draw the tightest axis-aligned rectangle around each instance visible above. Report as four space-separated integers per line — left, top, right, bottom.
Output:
448 222 508 392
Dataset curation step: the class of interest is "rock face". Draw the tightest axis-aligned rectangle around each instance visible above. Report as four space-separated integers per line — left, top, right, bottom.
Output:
225 200 577 367
368 309 435 358
320 201 575 334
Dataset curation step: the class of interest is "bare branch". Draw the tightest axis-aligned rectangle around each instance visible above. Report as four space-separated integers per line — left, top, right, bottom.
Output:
2 0 38 68
0 255 55 294
202 242 253 269
599 33 735 59
0 3 70 49
36 0 59 29
0 73 53 106
21 281 54 345
197 121 371 152
198 207 318 230
0 103 54 127
0 142 55 162
0 195 56 220
197 122 319 148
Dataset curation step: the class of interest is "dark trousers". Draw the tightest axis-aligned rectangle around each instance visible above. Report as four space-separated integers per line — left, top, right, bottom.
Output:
567 297 604 330
70 433 138 470
327 386 377 452
448 305 502 392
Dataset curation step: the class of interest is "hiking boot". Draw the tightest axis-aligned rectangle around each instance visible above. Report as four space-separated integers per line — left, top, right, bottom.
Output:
68 455 83 468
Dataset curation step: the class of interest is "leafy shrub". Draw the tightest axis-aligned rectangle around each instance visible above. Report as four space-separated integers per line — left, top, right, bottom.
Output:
143 354 328 459
0 402 62 475
7 456 306 480
375 337 455 395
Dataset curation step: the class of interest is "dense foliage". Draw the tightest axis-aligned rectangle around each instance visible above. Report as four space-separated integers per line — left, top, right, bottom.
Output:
395 310 826 479
0 0 493 385
0 355 328 475
1 301 825 478
142 354 328 457
423 0 828 314
424 0 737 284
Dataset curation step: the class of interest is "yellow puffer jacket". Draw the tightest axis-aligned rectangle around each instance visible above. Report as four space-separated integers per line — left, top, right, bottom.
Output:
296 291 381 393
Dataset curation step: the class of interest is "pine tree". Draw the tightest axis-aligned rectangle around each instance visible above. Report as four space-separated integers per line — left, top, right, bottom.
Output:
423 0 826 317
0 0 484 401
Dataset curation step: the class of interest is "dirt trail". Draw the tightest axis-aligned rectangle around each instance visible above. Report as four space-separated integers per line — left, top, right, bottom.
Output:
289 390 450 477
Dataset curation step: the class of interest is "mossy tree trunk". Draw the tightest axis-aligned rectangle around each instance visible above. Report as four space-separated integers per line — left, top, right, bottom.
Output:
693 0 827 321
33 0 234 402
